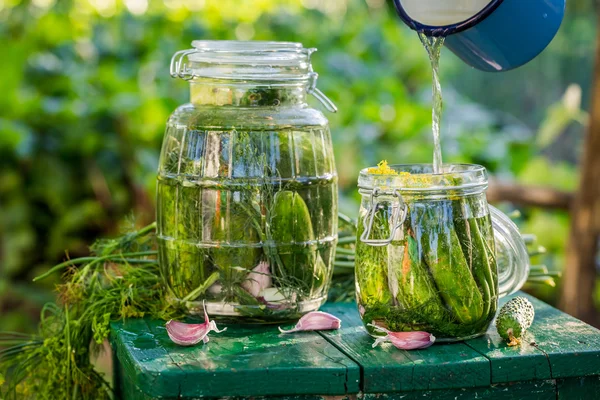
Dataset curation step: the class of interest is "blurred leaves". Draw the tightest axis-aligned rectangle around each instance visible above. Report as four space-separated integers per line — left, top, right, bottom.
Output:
0 0 596 329
537 84 588 148
518 157 579 191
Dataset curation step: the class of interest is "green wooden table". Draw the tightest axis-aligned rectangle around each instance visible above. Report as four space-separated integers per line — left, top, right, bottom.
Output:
110 293 600 399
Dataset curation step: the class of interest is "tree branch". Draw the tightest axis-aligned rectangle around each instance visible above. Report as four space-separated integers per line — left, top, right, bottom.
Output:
487 180 574 210
560 10 600 327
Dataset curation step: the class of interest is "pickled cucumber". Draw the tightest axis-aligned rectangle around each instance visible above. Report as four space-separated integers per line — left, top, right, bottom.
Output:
269 190 316 286
355 208 392 308
396 235 447 324
452 199 497 318
212 203 262 290
411 201 484 324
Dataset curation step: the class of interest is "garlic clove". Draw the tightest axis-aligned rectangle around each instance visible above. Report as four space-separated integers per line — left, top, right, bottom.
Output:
165 302 226 346
241 261 272 298
368 323 435 350
278 311 341 333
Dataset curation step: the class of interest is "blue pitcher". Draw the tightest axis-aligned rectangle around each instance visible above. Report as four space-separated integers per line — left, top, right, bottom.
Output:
393 0 566 72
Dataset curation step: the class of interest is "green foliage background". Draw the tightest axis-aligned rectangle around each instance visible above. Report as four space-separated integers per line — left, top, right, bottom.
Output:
0 0 597 332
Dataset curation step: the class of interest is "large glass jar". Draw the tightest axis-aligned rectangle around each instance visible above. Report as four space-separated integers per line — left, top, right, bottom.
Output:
355 164 529 341
157 41 338 323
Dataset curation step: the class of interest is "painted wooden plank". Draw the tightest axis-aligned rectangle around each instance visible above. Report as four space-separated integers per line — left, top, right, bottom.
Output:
111 344 123 398
517 293 600 379
319 303 491 393
112 293 600 399
113 318 360 398
212 397 358 400
557 375 600 399
112 336 356 400
361 380 557 400
460 292 600 384
465 293 552 383
120 371 156 400
146 319 360 398
110 319 182 397
122 392 357 400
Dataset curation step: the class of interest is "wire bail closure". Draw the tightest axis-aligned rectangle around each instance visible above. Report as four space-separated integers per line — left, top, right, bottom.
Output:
308 72 337 113
170 49 197 80
359 188 407 246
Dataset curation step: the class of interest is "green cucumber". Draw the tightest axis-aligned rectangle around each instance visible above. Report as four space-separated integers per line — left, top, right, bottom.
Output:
396 235 447 324
452 199 497 319
411 201 484 324
269 191 316 285
211 201 262 299
274 131 331 177
212 205 261 270
496 296 535 346
355 208 392 308
158 182 209 299
476 214 499 300
311 253 328 297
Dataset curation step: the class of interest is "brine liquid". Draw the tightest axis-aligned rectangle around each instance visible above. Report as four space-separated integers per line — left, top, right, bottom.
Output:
355 196 499 341
419 33 445 174
156 124 338 322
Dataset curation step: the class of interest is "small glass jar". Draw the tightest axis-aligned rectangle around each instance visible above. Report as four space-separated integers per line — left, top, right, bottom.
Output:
157 41 338 323
355 164 529 341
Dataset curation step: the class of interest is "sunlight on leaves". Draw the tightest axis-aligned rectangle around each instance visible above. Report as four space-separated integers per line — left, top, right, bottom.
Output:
537 84 588 148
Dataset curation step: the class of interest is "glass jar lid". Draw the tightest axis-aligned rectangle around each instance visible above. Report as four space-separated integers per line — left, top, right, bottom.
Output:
175 41 312 80
170 40 337 112
358 163 488 194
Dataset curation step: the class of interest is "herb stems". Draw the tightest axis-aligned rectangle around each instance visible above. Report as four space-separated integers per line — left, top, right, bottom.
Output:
34 251 158 282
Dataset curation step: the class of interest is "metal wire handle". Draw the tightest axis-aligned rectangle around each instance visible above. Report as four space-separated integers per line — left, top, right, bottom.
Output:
170 49 198 80
360 188 407 246
308 72 338 113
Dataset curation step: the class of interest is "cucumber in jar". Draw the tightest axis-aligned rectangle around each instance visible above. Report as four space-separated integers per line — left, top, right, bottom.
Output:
410 200 484 324
355 208 392 310
269 190 321 294
395 234 448 325
452 197 498 320
211 201 263 299
157 177 211 300
452 200 491 315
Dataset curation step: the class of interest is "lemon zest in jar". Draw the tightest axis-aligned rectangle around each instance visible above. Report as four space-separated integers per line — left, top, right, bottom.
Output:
404 173 434 187
367 161 443 187
368 160 398 175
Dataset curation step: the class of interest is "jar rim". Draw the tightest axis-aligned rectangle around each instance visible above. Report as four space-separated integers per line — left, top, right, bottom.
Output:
189 40 313 65
191 40 307 53
171 40 315 81
358 163 488 192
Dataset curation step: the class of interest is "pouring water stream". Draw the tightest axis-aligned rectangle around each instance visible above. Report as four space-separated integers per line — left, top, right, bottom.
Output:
418 32 445 174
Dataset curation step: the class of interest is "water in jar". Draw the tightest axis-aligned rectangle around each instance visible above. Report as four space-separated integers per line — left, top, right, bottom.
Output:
157 108 337 322
356 190 499 340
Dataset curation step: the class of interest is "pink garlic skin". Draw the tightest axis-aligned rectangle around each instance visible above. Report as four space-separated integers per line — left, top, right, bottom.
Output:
384 331 435 350
358 305 366 317
207 282 223 296
165 302 226 346
241 261 272 298
368 324 435 350
278 311 341 333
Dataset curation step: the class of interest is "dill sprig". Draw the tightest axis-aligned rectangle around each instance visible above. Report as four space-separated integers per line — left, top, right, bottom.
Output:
0 222 187 400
